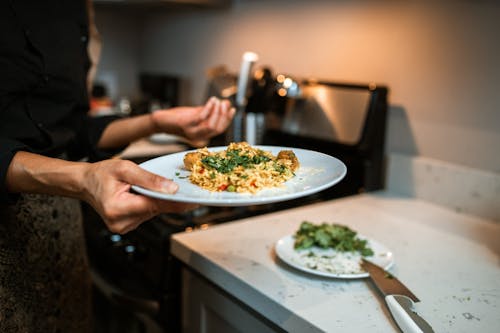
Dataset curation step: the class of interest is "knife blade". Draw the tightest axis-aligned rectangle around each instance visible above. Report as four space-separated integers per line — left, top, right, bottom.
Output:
361 259 434 333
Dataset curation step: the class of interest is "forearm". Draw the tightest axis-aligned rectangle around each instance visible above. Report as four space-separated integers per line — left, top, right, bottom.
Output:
96 97 232 150
5 151 89 200
97 113 159 149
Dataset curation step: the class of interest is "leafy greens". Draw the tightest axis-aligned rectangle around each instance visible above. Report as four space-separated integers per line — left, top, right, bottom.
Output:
293 221 374 257
201 149 272 174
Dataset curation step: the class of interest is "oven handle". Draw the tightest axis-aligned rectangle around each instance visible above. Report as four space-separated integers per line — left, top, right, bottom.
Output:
91 269 160 316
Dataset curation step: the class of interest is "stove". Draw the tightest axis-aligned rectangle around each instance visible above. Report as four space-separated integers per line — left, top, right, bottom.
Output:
83 80 388 332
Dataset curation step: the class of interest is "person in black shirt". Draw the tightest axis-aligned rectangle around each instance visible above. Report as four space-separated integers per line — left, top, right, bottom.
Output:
0 0 235 331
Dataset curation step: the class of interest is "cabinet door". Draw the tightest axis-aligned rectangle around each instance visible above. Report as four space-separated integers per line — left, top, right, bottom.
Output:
182 268 279 333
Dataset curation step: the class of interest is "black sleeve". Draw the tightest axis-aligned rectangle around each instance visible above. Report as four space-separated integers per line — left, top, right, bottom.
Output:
68 113 128 163
0 138 29 203
86 114 126 161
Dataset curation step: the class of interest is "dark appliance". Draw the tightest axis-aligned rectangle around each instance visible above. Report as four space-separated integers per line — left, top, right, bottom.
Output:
132 73 180 116
84 79 388 332
265 79 388 197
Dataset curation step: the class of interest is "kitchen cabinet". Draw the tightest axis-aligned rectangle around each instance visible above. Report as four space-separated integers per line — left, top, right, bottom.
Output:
182 269 281 333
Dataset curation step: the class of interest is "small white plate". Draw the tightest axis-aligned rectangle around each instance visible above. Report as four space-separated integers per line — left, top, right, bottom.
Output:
275 234 394 279
149 133 184 144
132 145 347 207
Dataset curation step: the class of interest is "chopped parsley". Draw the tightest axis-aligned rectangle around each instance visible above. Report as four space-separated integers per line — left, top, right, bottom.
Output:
175 171 188 179
201 149 272 174
294 221 374 257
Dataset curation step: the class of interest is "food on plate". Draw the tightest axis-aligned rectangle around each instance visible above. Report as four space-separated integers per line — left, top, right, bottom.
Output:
291 221 375 275
183 151 202 171
277 150 300 172
183 142 299 193
294 221 374 256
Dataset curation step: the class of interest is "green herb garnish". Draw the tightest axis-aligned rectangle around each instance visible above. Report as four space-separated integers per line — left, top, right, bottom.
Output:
201 149 273 174
293 221 374 257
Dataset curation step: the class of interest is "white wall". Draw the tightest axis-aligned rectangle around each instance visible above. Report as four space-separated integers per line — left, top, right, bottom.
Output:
95 0 500 173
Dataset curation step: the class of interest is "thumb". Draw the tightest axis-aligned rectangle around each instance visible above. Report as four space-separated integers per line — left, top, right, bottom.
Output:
124 163 179 194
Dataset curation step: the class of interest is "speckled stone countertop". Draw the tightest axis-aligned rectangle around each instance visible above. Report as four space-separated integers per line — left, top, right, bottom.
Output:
171 191 500 333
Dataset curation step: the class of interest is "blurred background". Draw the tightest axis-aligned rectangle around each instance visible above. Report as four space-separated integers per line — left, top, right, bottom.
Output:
87 1 500 331
93 0 499 173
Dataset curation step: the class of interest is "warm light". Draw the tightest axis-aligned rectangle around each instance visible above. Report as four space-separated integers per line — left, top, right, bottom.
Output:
243 51 259 62
185 227 193 232
221 86 238 98
200 224 209 230
283 77 293 88
278 88 287 97
254 68 265 80
276 74 285 83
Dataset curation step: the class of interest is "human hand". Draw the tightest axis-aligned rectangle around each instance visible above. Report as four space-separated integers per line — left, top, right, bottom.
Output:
82 159 196 234
151 96 235 146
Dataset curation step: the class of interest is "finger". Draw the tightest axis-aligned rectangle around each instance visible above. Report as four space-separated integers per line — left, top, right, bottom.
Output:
113 198 199 234
101 193 160 234
117 188 198 217
154 200 199 214
220 99 235 120
220 99 231 113
207 98 221 129
189 139 209 148
119 161 179 194
215 101 234 132
200 96 217 120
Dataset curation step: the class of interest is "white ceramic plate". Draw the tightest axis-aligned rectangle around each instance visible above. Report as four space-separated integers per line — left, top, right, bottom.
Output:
132 145 347 206
275 234 394 279
149 133 181 144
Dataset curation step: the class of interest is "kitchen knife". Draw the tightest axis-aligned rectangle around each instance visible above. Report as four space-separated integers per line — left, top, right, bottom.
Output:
361 259 434 333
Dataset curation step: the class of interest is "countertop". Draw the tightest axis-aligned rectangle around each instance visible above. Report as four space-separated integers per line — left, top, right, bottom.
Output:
117 137 189 160
171 191 500 332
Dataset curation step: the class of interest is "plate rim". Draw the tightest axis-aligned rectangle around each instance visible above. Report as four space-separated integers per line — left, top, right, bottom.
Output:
274 234 394 279
132 145 347 206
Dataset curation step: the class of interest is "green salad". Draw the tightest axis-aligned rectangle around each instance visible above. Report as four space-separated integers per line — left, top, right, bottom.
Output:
293 221 374 257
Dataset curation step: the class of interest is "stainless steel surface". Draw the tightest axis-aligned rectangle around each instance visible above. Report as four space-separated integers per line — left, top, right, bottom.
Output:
361 259 419 302
227 52 259 144
281 83 372 145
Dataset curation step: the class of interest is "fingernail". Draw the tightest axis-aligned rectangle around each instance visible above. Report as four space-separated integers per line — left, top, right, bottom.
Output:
161 180 179 193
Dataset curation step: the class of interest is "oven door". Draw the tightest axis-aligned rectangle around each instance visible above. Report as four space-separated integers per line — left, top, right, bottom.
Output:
83 202 183 332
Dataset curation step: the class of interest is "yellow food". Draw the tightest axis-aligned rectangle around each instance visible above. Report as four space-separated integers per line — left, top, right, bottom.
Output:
183 142 299 194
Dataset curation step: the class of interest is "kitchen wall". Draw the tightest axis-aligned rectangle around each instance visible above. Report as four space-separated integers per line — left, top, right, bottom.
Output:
95 0 500 173
93 8 142 101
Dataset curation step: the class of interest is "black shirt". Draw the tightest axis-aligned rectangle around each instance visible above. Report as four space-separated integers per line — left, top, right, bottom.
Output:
0 0 119 202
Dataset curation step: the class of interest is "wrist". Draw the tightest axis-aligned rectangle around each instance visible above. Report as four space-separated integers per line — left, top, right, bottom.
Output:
150 110 179 136
6 151 91 200
149 111 161 134
61 161 91 200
